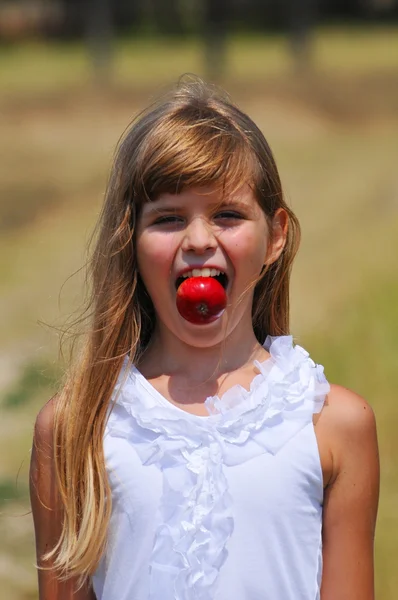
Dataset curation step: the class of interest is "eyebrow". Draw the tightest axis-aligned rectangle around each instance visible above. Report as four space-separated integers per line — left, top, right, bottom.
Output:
142 206 179 217
142 199 246 218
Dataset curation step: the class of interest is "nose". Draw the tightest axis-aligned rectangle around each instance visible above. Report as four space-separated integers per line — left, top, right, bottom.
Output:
181 217 217 254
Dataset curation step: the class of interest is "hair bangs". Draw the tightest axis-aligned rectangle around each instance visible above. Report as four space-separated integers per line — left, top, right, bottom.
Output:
137 107 260 203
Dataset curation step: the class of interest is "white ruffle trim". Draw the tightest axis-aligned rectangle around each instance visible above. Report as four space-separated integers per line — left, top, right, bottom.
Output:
106 335 330 600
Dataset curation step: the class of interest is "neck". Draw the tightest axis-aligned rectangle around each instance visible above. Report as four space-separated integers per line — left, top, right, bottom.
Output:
139 317 267 383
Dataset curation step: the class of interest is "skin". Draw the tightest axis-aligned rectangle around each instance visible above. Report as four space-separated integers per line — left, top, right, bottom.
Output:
30 184 379 599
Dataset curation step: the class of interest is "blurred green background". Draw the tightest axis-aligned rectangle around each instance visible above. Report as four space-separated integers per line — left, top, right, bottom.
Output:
0 1 397 599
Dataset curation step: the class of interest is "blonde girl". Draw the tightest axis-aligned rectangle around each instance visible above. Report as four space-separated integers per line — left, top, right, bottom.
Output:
30 79 379 600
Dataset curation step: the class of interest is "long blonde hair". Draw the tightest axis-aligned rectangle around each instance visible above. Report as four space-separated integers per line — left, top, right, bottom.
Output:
48 78 300 579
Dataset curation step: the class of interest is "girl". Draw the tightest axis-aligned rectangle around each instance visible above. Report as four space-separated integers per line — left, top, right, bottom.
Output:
30 79 379 600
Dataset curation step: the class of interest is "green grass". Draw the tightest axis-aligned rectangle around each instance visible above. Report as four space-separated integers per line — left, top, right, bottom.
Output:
0 478 27 507
3 360 60 409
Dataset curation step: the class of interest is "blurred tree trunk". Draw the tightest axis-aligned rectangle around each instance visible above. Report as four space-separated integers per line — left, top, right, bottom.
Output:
149 0 184 35
85 0 114 86
286 0 318 73
203 0 228 82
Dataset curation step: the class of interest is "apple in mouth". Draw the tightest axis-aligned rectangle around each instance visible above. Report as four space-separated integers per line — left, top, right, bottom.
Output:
176 275 228 324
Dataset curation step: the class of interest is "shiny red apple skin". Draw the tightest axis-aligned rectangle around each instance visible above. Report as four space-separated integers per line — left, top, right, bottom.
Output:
176 277 227 324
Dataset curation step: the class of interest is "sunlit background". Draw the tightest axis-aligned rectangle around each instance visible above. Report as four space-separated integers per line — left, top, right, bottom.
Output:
0 1 397 599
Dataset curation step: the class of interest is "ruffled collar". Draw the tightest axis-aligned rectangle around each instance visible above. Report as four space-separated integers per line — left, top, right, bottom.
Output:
113 335 329 428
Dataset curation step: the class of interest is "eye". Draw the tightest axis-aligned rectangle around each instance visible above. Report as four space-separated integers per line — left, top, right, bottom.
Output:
215 211 243 221
152 215 183 225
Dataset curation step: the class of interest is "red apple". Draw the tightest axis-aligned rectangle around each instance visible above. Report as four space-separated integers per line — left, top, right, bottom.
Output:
176 277 227 324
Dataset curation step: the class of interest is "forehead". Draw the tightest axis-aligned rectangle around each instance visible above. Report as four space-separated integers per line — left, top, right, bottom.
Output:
144 184 258 211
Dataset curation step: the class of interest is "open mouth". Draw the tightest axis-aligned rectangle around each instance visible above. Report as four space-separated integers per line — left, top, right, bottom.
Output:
175 269 229 291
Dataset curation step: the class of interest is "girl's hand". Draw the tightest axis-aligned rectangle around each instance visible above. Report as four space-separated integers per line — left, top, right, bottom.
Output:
319 384 380 600
30 398 96 600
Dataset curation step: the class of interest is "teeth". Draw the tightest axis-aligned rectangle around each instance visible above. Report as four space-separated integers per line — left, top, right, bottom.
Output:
180 268 223 279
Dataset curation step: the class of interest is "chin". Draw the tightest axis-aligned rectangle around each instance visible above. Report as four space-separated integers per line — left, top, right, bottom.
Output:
173 316 233 349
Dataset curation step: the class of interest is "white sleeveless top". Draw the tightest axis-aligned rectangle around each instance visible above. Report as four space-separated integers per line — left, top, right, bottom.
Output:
92 336 330 600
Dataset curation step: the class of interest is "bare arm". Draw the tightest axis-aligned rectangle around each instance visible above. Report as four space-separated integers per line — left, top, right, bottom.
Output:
30 398 96 600
320 385 380 600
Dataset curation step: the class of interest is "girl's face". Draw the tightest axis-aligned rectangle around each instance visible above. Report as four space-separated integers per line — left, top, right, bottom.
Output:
136 185 286 348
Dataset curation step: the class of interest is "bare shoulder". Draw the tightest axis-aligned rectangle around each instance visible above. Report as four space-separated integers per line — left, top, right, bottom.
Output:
34 396 57 438
317 383 379 487
35 394 62 429
30 395 62 501
31 395 62 463
321 383 377 437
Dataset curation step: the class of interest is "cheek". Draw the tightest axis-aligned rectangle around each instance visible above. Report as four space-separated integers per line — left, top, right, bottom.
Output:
137 234 174 275
227 228 268 273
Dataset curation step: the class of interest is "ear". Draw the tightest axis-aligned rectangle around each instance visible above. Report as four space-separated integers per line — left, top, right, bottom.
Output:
265 208 288 266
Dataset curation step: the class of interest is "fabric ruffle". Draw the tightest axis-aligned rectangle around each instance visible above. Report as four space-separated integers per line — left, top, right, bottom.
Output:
106 335 330 600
